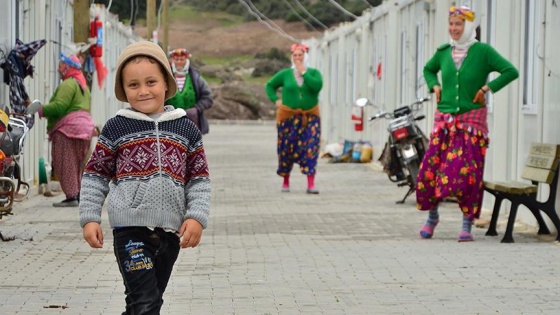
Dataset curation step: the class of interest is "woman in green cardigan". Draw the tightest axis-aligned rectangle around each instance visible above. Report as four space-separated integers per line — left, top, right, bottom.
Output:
265 44 323 194
416 6 518 242
167 48 213 135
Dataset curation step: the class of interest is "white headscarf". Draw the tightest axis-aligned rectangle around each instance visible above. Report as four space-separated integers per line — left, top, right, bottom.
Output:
171 59 190 77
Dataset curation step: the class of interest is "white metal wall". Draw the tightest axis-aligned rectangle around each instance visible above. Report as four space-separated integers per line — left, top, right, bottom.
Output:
0 1 139 191
305 0 560 229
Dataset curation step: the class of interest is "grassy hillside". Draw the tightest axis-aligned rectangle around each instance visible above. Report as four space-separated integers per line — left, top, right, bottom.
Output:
135 4 322 66
168 5 244 28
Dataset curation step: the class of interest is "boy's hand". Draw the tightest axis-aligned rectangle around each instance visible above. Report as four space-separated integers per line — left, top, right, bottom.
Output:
83 222 103 248
179 219 203 248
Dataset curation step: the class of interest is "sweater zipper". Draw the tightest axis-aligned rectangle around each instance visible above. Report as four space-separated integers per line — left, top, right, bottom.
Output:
155 121 162 175
155 120 163 225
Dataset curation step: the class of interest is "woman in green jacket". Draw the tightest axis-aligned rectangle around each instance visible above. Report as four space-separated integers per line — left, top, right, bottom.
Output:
417 6 518 242
31 53 95 207
265 44 323 194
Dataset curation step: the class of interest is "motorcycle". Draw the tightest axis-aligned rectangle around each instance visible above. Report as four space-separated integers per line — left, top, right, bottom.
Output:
0 100 40 219
355 97 430 204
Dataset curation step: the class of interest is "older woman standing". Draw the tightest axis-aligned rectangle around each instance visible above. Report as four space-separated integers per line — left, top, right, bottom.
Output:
416 6 518 241
265 44 323 194
166 48 213 134
29 53 95 207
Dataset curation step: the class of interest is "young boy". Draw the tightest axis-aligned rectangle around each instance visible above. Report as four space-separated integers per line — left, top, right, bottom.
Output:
79 41 211 314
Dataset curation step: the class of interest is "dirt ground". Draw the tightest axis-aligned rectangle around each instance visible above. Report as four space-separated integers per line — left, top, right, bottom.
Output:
136 19 322 58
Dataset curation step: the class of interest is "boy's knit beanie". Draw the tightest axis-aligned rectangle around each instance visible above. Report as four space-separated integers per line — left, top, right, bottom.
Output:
114 40 177 102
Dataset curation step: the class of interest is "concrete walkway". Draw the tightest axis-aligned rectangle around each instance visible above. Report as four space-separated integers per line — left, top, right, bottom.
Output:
0 123 559 314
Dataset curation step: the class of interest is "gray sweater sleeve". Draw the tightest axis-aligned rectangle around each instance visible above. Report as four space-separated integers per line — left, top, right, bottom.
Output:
183 126 211 228
185 178 211 229
79 175 111 227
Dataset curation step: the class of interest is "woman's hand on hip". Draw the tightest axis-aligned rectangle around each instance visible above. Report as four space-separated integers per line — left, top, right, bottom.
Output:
275 99 282 107
473 89 487 106
433 86 441 103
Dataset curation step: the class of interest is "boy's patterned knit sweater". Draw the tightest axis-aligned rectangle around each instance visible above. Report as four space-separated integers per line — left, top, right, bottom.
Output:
79 106 211 232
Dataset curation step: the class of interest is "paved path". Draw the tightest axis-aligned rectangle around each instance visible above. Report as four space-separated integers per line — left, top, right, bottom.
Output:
1 123 559 315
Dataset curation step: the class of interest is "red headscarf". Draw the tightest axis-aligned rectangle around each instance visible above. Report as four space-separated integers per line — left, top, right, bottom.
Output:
169 48 190 59
60 53 87 90
290 43 309 53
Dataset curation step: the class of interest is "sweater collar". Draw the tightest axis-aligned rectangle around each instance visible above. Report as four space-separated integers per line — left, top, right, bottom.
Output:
116 105 186 122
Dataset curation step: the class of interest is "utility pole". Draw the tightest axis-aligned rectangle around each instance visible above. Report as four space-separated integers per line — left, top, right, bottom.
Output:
162 0 169 52
74 0 90 45
146 0 157 43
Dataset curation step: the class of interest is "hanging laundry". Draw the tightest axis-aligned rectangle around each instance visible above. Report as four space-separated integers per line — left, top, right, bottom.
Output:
0 39 47 128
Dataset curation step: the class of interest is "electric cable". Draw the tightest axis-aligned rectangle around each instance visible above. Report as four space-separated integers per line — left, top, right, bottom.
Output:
328 0 358 19
246 0 286 34
237 0 300 42
292 0 328 30
281 0 318 32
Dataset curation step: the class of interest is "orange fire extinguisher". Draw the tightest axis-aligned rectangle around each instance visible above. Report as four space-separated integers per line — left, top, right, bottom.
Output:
89 16 103 58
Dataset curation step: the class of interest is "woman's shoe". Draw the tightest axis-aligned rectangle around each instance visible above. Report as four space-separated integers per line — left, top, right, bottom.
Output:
306 187 319 194
419 220 439 239
281 185 290 193
53 197 79 207
458 231 474 242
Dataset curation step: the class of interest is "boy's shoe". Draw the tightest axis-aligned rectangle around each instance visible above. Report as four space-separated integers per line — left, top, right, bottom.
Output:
53 198 79 207
281 186 290 193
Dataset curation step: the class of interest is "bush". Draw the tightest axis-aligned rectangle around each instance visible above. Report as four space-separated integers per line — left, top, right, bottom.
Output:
252 59 289 77
254 48 290 63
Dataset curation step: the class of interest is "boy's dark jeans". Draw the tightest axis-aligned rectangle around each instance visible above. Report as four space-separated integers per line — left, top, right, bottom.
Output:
113 227 180 315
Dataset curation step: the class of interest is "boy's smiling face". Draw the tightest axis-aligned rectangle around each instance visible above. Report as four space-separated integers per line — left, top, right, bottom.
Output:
121 57 168 115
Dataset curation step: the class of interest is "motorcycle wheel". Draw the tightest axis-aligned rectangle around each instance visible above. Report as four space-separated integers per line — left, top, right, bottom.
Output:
407 158 421 188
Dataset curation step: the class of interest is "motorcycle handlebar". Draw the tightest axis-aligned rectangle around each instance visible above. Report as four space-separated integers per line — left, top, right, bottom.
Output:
11 113 32 119
369 112 393 121
366 97 431 121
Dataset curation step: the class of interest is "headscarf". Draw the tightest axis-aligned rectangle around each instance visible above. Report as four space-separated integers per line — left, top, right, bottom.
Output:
290 43 310 70
59 53 87 91
449 6 478 49
169 48 190 77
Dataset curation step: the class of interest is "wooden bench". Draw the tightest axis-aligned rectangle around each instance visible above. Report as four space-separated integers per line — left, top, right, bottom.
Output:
484 142 560 243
